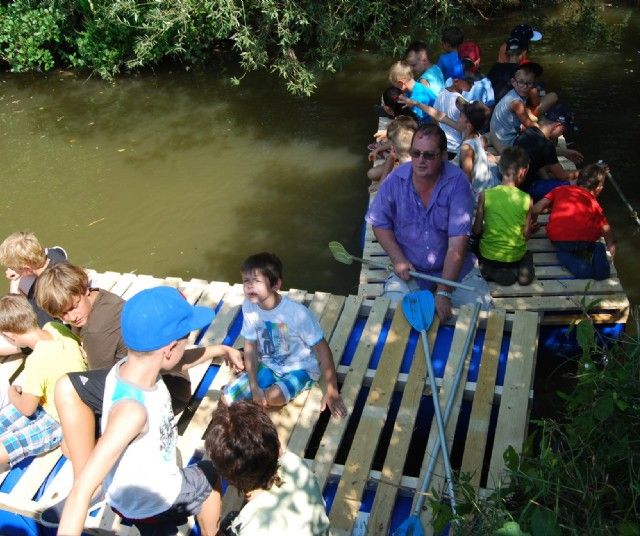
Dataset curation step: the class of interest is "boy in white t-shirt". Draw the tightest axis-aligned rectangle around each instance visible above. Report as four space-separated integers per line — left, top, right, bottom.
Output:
223 252 346 418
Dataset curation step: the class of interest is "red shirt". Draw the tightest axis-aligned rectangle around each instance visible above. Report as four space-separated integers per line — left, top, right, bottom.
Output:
545 185 607 242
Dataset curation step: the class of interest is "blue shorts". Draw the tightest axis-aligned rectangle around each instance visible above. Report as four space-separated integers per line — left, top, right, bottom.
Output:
0 404 62 467
223 362 315 404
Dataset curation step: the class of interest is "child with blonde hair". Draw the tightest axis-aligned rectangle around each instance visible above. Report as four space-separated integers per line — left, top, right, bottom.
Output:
0 294 86 468
388 61 436 124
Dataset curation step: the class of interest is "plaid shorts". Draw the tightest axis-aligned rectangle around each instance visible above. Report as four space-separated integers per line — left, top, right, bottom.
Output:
0 404 62 467
223 362 315 404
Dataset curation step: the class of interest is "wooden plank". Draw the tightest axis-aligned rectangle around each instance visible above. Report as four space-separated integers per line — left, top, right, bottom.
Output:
179 278 210 304
493 294 629 312
366 317 440 536
488 278 622 297
328 303 410 535
121 274 163 300
187 281 231 344
460 309 506 489
108 273 138 298
417 305 478 534
313 297 391 491
88 271 120 291
198 285 244 347
487 310 540 489
9 448 62 500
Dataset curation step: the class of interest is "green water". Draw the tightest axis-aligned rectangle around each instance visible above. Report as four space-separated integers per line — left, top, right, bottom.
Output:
0 4 639 305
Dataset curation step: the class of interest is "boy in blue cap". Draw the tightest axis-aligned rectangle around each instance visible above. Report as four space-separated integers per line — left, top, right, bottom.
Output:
59 286 242 536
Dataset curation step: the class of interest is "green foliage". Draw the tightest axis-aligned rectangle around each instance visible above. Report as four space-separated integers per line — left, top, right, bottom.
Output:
0 0 63 72
459 317 640 535
544 0 619 49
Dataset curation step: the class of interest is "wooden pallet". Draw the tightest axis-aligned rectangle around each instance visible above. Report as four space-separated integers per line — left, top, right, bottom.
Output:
0 272 540 536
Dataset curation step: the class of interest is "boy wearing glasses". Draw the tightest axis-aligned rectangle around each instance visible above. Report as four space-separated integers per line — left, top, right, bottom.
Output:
489 63 556 153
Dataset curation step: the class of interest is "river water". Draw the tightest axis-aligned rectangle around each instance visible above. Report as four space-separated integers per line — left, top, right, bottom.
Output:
1 4 639 306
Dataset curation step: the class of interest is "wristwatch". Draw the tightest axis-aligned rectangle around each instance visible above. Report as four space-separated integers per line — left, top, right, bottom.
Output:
436 290 452 300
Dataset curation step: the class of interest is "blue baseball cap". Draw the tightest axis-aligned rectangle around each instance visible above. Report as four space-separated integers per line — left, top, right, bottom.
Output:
122 286 214 351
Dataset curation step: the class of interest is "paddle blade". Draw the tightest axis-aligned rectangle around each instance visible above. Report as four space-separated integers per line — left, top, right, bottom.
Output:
328 241 354 265
393 514 425 536
402 291 435 332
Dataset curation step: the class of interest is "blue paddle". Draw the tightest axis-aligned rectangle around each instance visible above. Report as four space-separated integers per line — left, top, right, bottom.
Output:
397 291 456 536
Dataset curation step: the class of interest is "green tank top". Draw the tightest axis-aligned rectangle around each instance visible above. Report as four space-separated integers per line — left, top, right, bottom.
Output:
479 185 530 262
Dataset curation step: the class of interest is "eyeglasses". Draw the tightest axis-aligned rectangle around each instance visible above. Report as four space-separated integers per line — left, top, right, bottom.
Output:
513 79 534 88
410 149 441 160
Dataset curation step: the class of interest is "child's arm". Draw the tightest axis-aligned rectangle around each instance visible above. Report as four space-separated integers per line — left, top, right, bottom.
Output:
472 191 486 236
459 142 475 180
532 197 551 217
369 141 392 162
59 402 147 535
510 99 538 129
173 345 244 374
524 198 534 238
7 385 39 416
243 340 266 407
314 339 347 418
603 224 616 257
398 96 463 131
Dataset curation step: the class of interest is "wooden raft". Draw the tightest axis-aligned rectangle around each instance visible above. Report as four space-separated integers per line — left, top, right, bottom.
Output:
0 271 540 536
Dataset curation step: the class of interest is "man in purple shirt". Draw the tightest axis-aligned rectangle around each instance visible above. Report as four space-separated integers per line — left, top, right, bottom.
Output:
366 124 492 320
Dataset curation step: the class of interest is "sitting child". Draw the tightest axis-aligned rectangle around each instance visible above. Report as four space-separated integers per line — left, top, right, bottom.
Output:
368 115 418 192
532 163 615 280
388 61 436 125
474 147 535 286
432 75 473 159
404 40 445 95
436 26 464 80
207 401 330 536
59 287 234 535
0 232 68 328
0 294 87 468
223 252 346 418
489 62 557 153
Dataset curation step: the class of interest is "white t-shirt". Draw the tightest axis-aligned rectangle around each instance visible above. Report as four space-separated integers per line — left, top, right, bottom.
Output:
240 296 323 380
434 89 463 152
101 360 182 518
229 451 330 536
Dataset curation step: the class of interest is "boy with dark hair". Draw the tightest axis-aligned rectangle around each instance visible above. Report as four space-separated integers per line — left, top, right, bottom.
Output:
437 26 464 80
223 252 346 418
58 286 238 535
0 294 86 468
405 40 445 95
532 164 615 280
497 23 543 63
488 37 526 104
489 62 558 152
473 146 535 286
206 401 330 535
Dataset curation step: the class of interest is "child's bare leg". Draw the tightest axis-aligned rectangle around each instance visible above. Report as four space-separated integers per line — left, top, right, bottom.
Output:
367 164 384 182
196 477 222 536
55 376 96 479
264 384 287 407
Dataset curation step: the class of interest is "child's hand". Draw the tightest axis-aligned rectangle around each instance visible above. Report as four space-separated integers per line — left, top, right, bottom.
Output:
225 348 245 373
251 387 268 407
565 149 584 165
374 130 388 142
607 243 617 257
321 388 347 418
368 149 380 162
5 268 19 281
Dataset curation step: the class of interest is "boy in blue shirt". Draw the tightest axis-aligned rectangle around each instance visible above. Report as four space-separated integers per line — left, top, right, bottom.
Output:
388 61 436 124
437 27 464 80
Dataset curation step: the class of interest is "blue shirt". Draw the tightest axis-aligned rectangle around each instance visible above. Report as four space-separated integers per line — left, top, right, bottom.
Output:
437 50 463 81
406 83 437 123
464 77 495 107
419 65 445 95
365 161 475 288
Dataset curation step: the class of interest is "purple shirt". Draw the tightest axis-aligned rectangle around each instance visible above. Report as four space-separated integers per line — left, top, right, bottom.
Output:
365 160 475 288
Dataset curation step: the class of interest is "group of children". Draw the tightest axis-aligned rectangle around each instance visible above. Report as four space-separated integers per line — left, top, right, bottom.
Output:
0 233 343 535
370 24 616 286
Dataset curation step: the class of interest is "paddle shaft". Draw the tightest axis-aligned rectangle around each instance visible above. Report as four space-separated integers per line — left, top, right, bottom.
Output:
413 303 481 515
605 170 640 228
419 328 457 516
351 253 474 291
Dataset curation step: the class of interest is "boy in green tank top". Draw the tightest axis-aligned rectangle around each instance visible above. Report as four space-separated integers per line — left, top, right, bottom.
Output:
473 146 535 286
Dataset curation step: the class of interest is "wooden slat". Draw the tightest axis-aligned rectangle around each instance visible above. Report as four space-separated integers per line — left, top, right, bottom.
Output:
488 277 622 297
487 310 540 489
418 305 478 534
120 275 163 300
460 309 506 488
108 273 138 298
328 303 409 535
366 317 440 536
313 297 391 491
493 293 629 312
88 270 120 291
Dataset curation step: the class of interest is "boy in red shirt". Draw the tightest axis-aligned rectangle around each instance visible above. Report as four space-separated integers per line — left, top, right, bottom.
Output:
532 163 616 280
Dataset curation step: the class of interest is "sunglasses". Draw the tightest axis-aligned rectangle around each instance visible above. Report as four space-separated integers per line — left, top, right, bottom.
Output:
410 149 441 160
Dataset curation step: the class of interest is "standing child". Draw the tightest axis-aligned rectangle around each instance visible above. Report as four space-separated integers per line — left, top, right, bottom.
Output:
437 27 465 80
223 253 346 418
206 401 330 536
532 164 615 280
473 147 535 286
0 294 86 468
388 61 437 125
58 287 236 535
